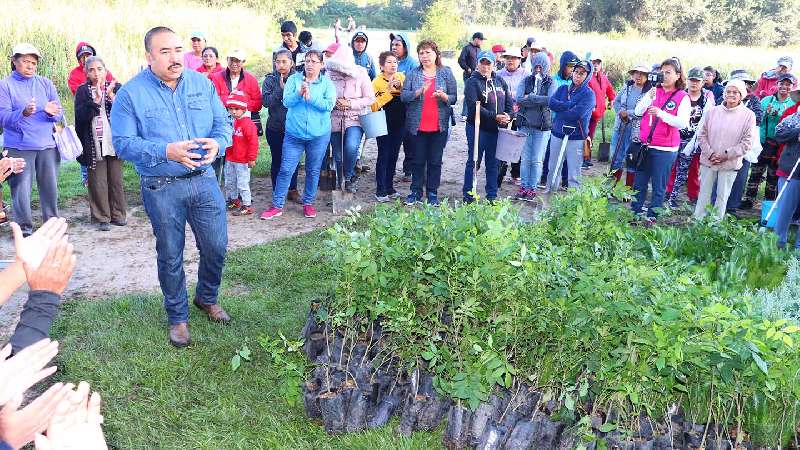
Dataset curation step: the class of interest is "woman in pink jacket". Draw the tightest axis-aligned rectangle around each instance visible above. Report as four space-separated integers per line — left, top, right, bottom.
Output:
325 44 376 193
694 80 756 219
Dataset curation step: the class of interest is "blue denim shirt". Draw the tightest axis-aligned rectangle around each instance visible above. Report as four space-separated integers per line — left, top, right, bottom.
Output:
111 68 232 177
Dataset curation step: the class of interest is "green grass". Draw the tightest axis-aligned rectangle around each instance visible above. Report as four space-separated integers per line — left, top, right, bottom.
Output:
49 231 442 449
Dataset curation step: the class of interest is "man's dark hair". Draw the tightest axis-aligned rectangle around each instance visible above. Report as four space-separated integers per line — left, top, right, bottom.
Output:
298 30 312 46
281 21 298 35
144 26 175 53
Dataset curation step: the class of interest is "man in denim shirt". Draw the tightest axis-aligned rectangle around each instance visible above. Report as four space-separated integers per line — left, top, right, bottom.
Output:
111 27 233 348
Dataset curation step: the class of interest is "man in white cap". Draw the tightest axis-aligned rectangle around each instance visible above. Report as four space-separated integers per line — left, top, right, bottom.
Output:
756 56 794 99
183 31 206 71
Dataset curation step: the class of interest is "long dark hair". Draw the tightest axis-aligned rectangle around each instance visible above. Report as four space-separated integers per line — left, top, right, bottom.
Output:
416 40 443 68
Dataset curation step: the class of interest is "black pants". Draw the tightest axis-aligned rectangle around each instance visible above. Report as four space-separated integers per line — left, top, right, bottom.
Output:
745 159 778 202
401 132 415 176
410 131 447 196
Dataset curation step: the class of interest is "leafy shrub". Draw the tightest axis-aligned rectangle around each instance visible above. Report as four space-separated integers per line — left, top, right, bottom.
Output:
417 0 466 51
324 181 799 446
299 0 420 30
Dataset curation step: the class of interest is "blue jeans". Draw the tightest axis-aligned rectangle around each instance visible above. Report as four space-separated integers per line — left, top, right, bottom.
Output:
140 169 227 325
609 123 632 171
331 126 364 181
375 126 404 196
273 133 329 208
632 149 678 219
464 123 499 200
775 177 800 249
410 131 447 197
266 129 297 191
519 127 551 191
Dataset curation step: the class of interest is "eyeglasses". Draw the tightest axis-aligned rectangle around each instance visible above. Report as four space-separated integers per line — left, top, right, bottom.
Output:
304 59 322 65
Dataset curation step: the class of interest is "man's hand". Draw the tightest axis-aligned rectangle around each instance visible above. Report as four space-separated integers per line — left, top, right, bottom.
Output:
166 141 203 170
44 101 62 117
23 98 37 117
35 382 108 450
195 138 220 166
12 217 68 271
247 160 256 169
23 238 76 295
0 383 72 449
0 340 59 406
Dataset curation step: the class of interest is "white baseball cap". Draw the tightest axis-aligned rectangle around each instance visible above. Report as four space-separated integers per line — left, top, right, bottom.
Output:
11 43 41 58
227 49 246 61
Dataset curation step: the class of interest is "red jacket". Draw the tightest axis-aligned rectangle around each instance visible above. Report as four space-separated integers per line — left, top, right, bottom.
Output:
210 69 262 112
225 117 259 163
588 70 616 120
68 42 114 95
198 63 224 77
775 103 799 175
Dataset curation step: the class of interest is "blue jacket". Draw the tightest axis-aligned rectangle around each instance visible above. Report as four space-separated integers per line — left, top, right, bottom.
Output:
0 71 63 151
390 32 419 74
401 65 457 135
352 32 376 80
111 68 232 177
549 60 596 140
282 72 336 140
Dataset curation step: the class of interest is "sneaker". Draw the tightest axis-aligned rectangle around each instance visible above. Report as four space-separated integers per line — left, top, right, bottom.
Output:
643 217 656 228
233 205 253 216
525 190 538 202
537 182 547 190
427 193 440 206
227 199 241 210
401 174 412 183
405 193 422 206
375 193 390 203
259 207 283 220
388 190 403 199
345 179 357 194
514 177 522 186
287 189 302 205
460 115 467 122
303 205 317 218
98 222 111 231
515 188 528 201
739 199 754 210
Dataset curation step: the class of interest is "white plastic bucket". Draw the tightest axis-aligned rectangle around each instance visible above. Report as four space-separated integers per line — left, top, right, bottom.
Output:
359 109 388 139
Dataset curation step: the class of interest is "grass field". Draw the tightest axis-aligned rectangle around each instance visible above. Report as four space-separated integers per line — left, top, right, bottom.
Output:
49 229 444 449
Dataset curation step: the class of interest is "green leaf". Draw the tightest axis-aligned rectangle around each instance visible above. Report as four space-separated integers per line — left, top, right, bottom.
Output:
564 394 575 411
598 423 617 433
752 351 769 376
421 253 434 261
656 356 665 371
231 354 241 372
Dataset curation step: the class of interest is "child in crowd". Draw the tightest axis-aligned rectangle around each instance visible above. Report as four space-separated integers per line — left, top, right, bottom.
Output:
224 91 259 216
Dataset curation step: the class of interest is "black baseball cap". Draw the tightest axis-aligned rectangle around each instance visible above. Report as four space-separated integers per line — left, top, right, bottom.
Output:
472 32 486 40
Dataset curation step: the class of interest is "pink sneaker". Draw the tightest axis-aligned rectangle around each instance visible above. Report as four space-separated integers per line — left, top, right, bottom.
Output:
303 204 317 218
259 207 283 220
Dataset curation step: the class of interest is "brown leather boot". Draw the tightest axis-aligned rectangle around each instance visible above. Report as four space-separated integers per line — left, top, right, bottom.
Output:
169 323 191 348
193 298 231 323
287 189 302 205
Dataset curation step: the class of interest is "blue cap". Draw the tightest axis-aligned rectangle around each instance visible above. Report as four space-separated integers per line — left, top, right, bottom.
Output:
477 50 495 64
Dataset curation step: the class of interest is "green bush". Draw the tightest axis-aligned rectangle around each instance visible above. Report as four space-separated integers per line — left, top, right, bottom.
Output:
417 0 466 51
324 181 799 446
299 0 419 30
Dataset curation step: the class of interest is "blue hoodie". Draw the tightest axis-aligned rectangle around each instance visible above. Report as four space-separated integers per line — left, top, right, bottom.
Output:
351 32 376 80
390 32 419 74
549 60 596 141
553 51 578 88
282 72 337 140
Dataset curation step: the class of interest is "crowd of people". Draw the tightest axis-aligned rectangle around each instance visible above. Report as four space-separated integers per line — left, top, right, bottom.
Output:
2 22 800 448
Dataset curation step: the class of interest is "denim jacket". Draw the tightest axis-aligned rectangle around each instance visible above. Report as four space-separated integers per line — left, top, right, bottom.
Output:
400 66 457 135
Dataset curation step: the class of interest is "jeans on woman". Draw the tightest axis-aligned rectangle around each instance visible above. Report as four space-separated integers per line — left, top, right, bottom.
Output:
464 123 499 200
631 149 678 219
273 133 329 208
410 131 448 197
266 129 297 191
609 123 632 171
519 127 551 191
375 126 404 196
774 177 800 249
330 126 364 182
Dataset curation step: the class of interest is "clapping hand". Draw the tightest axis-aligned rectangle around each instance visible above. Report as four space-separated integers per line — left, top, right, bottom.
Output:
0 339 59 406
23 98 37 117
11 217 68 272
44 101 62 117
0 383 72 450
35 382 108 450
0 156 25 182
23 237 76 295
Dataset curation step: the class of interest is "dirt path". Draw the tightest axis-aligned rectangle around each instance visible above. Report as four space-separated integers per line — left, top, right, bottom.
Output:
0 104 611 339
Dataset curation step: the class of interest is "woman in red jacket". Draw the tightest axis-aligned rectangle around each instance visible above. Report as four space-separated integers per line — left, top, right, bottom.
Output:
586 51 616 168
209 50 263 135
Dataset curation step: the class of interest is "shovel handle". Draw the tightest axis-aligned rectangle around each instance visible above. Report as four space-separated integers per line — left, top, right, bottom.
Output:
472 101 481 195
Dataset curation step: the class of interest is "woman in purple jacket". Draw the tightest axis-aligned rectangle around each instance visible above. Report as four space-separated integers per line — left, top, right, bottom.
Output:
0 43 64 237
